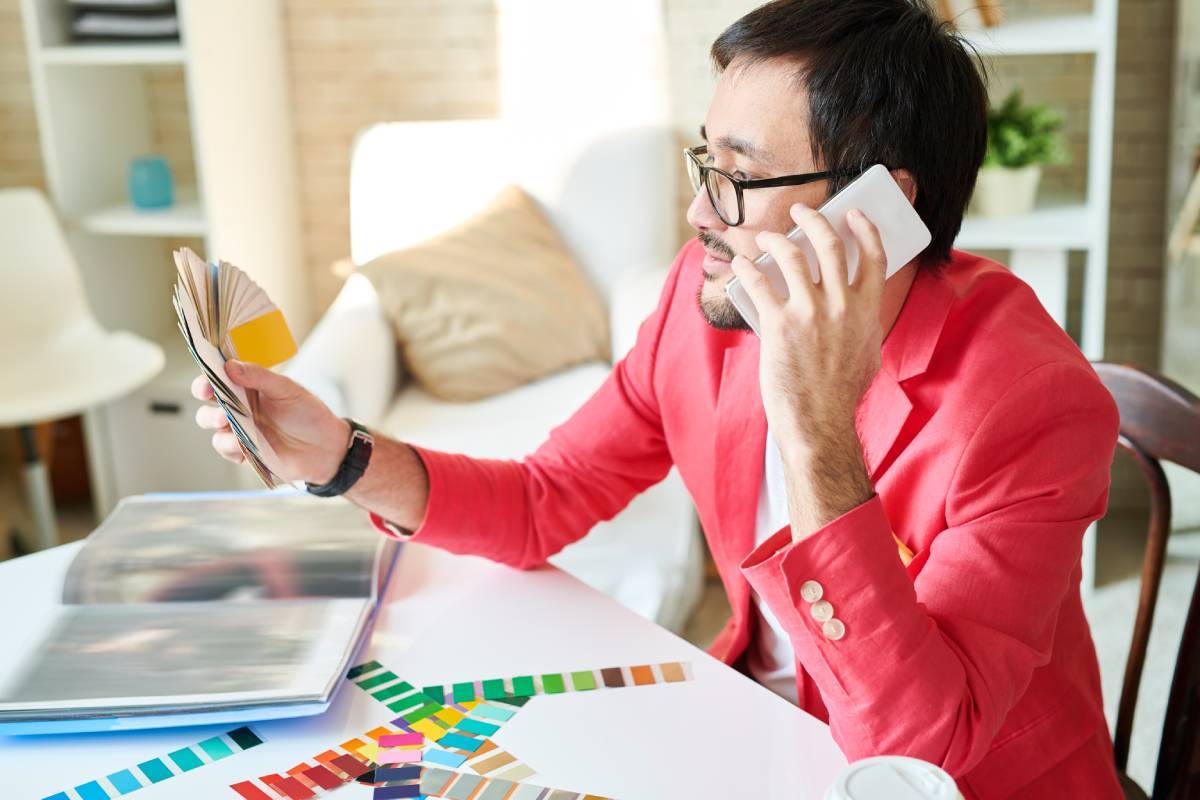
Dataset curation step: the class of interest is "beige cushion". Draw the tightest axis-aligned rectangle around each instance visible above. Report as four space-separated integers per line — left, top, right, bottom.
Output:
359 185 610 402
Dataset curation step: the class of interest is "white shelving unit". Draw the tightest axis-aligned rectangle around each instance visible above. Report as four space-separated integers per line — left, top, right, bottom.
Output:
958 13 1103 55
39 43 185 65
20 0 309 516
78 198 206 237
954 2 1119 592
954 2 1118 362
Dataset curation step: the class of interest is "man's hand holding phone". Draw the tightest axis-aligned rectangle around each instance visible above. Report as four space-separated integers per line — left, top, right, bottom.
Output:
730 203 892 543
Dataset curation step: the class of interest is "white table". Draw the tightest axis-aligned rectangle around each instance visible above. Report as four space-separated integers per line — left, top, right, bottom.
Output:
0 539 847 799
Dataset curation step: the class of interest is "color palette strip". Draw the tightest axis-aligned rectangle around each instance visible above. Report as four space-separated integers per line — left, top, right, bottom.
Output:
369 763 422 799
346 661 537 780
423 661 693 703
415 766 612 800
41 726 262 800
458 738 537 781
231 724 386 800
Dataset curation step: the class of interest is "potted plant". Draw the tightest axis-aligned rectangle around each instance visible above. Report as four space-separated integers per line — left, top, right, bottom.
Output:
972 89 1066 218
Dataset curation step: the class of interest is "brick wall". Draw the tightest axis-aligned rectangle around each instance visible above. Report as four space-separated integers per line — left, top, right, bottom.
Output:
1106 0 1175 369
280 0 499 311
0 0 1175 358
0 0 46 192
1 0 48 548
145 66 196 192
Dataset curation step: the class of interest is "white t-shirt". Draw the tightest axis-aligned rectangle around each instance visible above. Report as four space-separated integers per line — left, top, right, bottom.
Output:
746 428 800 704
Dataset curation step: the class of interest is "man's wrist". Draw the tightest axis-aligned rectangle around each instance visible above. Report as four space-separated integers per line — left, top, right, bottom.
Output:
306 419 374 497
309 417 353 485
779 425 874 541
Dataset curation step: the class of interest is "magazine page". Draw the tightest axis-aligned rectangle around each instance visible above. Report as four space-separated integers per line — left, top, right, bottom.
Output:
0 598 367 718
62 492 388 605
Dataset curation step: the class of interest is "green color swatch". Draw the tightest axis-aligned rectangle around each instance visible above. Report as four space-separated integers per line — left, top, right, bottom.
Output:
387 692 427 713
482 679 507 700
571 671 597 691
403 702 441 724
347 661 381 679
373 681 414 701
357 670 398 690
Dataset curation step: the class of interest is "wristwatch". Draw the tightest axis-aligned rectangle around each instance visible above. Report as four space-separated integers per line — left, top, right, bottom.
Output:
305 419 374 498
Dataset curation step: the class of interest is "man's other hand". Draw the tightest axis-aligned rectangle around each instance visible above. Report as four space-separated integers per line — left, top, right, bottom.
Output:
191 362 350 485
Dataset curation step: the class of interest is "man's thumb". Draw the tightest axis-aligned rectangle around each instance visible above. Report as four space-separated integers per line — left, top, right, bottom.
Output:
225 360 290 398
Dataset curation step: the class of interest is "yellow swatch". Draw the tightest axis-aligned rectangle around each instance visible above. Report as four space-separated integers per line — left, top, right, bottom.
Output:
410 718 447 741
357 743 381 762
434 708 465 727
228 309 297 367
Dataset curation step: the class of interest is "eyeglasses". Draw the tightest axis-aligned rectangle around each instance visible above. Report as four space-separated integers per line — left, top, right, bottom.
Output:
684 145 861 227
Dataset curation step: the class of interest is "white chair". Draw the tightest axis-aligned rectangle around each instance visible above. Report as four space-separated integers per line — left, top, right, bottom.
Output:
284 0 705 632
0 188 163 550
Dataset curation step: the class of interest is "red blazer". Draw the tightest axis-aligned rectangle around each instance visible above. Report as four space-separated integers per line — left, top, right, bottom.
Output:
375 240 1123 798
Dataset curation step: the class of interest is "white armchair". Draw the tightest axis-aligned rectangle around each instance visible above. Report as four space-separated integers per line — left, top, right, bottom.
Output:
285 0 703 633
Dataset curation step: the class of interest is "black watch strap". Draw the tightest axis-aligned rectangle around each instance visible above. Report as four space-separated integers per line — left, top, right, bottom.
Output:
305 419 374 498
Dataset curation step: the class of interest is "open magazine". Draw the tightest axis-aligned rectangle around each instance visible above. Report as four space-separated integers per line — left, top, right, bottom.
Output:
0 492 399 735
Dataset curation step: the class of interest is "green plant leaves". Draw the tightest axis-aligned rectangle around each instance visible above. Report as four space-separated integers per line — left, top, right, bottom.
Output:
983 89 1066 169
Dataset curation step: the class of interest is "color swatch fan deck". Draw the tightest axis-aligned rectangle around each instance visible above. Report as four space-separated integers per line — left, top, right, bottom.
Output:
172 246 297 487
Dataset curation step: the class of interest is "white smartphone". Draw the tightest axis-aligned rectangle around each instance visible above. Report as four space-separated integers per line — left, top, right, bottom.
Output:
724 163 932 337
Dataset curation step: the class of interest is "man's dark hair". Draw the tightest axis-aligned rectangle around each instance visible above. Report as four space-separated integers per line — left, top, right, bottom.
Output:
711 0 987 268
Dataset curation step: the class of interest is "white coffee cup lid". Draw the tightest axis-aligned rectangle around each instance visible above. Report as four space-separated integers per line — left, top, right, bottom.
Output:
824 756 963 800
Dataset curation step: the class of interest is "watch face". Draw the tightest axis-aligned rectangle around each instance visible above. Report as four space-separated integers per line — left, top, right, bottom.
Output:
348 420 374 444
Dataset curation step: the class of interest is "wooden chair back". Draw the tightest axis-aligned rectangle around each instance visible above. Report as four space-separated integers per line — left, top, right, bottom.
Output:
1094 362 1200 799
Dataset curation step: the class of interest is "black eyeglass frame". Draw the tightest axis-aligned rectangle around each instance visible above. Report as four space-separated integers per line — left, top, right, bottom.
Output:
684 144 866 227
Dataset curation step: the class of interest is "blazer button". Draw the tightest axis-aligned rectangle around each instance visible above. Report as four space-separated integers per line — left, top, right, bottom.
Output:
811 600 834 622
822 618 846 641
800 580 823 603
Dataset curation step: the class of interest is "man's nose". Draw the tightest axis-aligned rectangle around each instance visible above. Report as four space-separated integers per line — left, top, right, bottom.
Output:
686 186 727 233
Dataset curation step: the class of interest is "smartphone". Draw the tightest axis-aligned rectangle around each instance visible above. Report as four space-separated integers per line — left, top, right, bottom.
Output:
724 164 932 337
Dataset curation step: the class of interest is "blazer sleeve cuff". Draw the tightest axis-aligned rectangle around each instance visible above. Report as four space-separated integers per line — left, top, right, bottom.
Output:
367 444 475 546
739 495 931 702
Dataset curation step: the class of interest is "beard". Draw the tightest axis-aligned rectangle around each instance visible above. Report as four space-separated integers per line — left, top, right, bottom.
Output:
695 232 751 332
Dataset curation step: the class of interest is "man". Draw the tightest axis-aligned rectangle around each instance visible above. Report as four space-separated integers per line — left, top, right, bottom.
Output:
194 1 1122 795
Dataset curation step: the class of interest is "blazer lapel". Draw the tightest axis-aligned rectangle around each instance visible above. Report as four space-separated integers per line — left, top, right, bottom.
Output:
711 334 767 569
856 370 913 480
857 265 958 478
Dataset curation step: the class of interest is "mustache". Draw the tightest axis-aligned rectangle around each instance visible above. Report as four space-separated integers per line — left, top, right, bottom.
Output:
697 231 735 261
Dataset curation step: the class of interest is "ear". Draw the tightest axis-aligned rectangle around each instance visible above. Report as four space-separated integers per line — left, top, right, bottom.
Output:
890 168 918 205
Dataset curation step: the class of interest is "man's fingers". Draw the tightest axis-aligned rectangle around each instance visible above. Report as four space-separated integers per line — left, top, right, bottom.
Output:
846 208 886 290
211 432 246 463
195 404 231 432
730 254 783 317
191 374 214 401
225 360 295 401
755 230 817 305
789 204 850 295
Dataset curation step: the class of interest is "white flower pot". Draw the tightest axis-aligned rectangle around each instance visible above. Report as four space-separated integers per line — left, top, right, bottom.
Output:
971 165 1043 218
